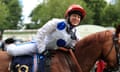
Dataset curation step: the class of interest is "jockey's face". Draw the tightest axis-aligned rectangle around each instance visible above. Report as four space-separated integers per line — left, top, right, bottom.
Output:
69 14 81 26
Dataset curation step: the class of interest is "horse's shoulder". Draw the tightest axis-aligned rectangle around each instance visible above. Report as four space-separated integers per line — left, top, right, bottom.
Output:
0 51 8 55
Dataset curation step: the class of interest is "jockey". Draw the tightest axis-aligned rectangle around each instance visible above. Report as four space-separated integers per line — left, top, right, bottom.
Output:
6 4 86 56
36 4 86 53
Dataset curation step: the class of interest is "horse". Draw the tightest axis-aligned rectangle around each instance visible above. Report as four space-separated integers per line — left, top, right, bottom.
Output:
0 51 11 72
0 25 120 72
0 49 82 72
74 26 120 72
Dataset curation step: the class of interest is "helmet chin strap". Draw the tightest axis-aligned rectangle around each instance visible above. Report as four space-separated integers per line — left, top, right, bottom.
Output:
67 17 74 27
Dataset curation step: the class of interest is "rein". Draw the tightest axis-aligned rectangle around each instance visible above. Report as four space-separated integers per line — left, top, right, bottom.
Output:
103 32 116 60
59 48 82 72
69 49 82 72
113 33 120 67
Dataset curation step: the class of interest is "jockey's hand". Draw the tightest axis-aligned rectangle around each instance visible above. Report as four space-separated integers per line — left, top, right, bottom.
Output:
65 46 75 51
42 50 54 57
58 47 69 51
42 50 49 56
59 46 75 51
70 46 75 51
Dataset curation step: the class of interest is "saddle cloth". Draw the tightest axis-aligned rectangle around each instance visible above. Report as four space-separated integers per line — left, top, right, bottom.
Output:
10 54 46 72
11 53 51 72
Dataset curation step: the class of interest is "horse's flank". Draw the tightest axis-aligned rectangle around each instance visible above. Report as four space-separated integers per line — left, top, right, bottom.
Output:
0 51 11 72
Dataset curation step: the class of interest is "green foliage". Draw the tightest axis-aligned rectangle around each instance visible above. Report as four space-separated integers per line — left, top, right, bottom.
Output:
84 0 107 25
114 0 120 26
100 0 120 27
102 5 117 26
30 0 93 28
1 0 119 29
1 0 22 29
0 1 9 29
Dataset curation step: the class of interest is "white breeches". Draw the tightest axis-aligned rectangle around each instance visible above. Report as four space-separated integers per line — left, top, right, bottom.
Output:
6 42 37 56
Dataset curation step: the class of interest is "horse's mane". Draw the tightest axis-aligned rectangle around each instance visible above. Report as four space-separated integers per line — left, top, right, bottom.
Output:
75 30 113 52
74 30 114 71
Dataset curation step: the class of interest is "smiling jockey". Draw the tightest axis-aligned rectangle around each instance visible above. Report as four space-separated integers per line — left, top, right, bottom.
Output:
36 4 86 54
6 4 86 56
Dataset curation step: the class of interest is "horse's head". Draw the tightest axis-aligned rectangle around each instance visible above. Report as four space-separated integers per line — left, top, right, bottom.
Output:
101 32 119 71
102 25 120 71
74 27 120 72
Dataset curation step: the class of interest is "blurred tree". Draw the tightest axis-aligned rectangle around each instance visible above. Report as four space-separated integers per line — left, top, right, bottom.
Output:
102 4 118 27
1 0 22 29
30 0 93 28
0 0 9 29
84 0 107 25
100 0 120 27
114 0 120 26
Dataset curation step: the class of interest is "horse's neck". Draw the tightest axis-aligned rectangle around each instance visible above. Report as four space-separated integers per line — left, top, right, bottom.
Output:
75 47 101 72
51 50 80 72
74 31 109 72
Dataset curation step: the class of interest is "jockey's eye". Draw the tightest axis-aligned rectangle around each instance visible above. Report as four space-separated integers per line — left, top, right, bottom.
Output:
71 14 81 19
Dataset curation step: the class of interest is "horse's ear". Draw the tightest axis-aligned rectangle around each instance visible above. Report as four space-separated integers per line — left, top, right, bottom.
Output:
115 24 120 37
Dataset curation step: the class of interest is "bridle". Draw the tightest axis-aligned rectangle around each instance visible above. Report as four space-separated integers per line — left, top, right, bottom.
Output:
112 33 120 70
103 32 120 71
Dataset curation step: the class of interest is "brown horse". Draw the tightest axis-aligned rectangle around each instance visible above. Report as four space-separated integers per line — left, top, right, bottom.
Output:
0 49 82 72
74 29 120 71
0 51 11 72
0 26 120 72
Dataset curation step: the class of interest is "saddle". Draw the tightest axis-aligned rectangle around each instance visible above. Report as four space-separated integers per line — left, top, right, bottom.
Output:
10 48 79 72
10 53 52 72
